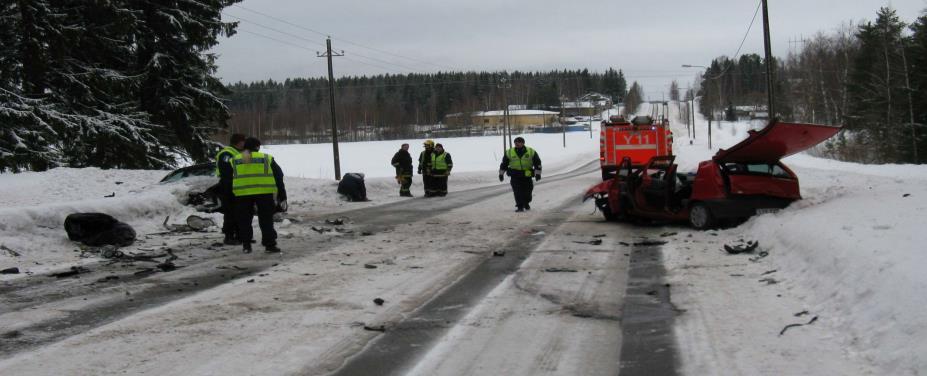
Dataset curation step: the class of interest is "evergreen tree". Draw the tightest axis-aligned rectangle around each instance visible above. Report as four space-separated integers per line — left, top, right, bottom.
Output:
669 80 680 101
133 0 242 164
624 82 644 116
847 7 909 162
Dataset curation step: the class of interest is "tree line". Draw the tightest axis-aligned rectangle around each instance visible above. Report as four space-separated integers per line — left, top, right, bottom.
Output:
694 7 927 164
225 68 630 143
0 0 240 172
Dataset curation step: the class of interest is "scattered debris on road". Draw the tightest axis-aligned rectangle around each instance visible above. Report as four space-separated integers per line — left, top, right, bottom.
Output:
1 267 20 274
50 266 91 278
660 232 677 237
162 215 215 232
779 316 818 336
762 269 778 275
723 240 759 254
794 310 810 317
544 267 578 273
573 239 603 245
593 234 606 238
492 250 505 257
749 251 770 262
364 264 377 269
363 325 386 332
759 277 778 285
1 245 21 257
65 213 136 247
373 298 385 306
633 240 668 246
325 218 346 226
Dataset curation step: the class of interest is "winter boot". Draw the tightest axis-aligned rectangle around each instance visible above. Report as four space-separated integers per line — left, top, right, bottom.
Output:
224 234 242 246
242 244 252 254
265 245 281 253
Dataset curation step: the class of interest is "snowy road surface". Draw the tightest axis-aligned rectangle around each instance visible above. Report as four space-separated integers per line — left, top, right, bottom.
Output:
1 162 682 375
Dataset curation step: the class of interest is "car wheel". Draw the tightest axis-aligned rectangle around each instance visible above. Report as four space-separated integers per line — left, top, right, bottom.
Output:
689 203 714 230
596 197 618 221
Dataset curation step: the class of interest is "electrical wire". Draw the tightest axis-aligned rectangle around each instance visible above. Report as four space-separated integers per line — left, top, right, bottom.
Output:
704 0 763 80
231 4 457 71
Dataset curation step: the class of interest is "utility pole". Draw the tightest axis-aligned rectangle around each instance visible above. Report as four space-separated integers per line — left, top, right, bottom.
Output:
498 78 512 149
318 37 344 180
761 0 775 119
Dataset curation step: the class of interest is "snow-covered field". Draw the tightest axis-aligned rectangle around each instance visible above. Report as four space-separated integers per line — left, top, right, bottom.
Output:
1 103 925 374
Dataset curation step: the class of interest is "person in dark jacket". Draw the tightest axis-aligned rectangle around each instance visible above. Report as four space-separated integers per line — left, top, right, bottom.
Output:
430 143 453 197
499 137 542 212
391 143 414 197
418 139 436 197
216 133 246 245
233 137 287 254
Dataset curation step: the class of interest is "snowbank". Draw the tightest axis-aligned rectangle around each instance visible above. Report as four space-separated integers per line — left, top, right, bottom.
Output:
663 102 927 373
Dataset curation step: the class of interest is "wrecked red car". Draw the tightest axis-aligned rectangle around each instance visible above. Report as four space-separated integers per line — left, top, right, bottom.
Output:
583 121 840 229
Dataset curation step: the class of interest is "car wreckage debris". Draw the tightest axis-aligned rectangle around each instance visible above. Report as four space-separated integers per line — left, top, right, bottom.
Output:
363 325 386 332
544 267 578 273
779 316 818 336
50 266 91 278
723 240 759 254
1 245 21 257
633 240 668 246
162 215 216 232
573 239 603 245
373 298 385 306
1 267 20 274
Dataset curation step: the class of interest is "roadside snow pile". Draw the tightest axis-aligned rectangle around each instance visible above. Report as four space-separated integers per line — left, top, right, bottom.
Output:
661 101 927 373
743 161 927 373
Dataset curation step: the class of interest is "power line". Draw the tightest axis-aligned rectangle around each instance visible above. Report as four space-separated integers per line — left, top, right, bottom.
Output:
224 11 428 74
231 4 457 71
704 0 763 80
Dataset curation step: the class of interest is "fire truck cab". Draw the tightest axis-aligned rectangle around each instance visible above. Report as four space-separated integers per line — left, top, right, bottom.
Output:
599 115 673 180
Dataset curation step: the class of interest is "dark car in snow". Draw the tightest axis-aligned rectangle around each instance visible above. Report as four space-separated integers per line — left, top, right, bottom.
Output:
161 163 222 213
583 120 841 229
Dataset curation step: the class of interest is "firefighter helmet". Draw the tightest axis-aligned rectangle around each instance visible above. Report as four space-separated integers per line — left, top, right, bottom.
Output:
423 139 435 147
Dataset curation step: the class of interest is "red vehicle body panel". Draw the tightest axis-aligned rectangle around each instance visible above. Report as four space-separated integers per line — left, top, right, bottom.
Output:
714 121 840 163
584 120 840 227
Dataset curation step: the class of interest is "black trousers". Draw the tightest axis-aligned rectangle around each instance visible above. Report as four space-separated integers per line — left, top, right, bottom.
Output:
422 174 436 196
510 176 534 209
219 193 237 237
235 194 277 247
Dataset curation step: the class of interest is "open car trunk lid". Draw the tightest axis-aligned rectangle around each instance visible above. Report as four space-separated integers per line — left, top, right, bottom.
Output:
713 121 841 163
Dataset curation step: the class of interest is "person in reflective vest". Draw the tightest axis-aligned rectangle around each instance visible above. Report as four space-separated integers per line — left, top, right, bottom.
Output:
216 133 246 245
499 136 542 212
418 139 436 197
430 143 453 197
391 143 414 197
232 137 287 254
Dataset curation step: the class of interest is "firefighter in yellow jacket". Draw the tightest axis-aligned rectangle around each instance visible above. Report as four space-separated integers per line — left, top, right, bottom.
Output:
232 137 287 253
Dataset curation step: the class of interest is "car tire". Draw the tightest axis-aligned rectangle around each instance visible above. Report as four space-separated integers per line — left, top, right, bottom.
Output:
689 203 714 230
595 197 618 221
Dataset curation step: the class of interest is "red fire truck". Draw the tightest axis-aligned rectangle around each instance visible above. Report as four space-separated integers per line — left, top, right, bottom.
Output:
599 115 673 180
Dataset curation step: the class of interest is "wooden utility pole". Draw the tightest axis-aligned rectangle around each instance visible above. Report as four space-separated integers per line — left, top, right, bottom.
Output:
318 37 344 180
761 0 775 118
498 78 512 151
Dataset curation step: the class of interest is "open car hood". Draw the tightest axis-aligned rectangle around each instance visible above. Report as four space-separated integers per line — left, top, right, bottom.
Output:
713 121 841 163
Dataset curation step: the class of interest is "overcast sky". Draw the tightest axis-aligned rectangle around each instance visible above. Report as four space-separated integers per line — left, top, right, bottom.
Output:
213 0 927 99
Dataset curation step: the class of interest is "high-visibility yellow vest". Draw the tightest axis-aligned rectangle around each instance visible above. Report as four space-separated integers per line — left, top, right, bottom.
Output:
432 152 449 170
215 146 241 176
506 147 535 177
232 152 278 197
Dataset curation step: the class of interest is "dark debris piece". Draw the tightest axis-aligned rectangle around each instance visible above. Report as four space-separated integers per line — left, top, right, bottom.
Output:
50 266 90 278
903 193 911 197
325 218 346 226
544 267 578 273
373 298 385 306
723 240 759 254
573 239 602 245
364 264 377 269
592 234 606 238
363 325 386 332
794 310 810 317
762 269 777 275
759 277 778 285
779 316 818 336
633 240 668 246
660 232 678 237
1 267 20 274
492 250 505 257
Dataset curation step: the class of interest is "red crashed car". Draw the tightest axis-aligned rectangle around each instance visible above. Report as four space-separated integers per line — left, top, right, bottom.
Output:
583 121 840 229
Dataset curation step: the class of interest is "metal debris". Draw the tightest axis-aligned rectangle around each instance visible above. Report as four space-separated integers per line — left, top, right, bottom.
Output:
779 316 818 336
723 240 759 254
